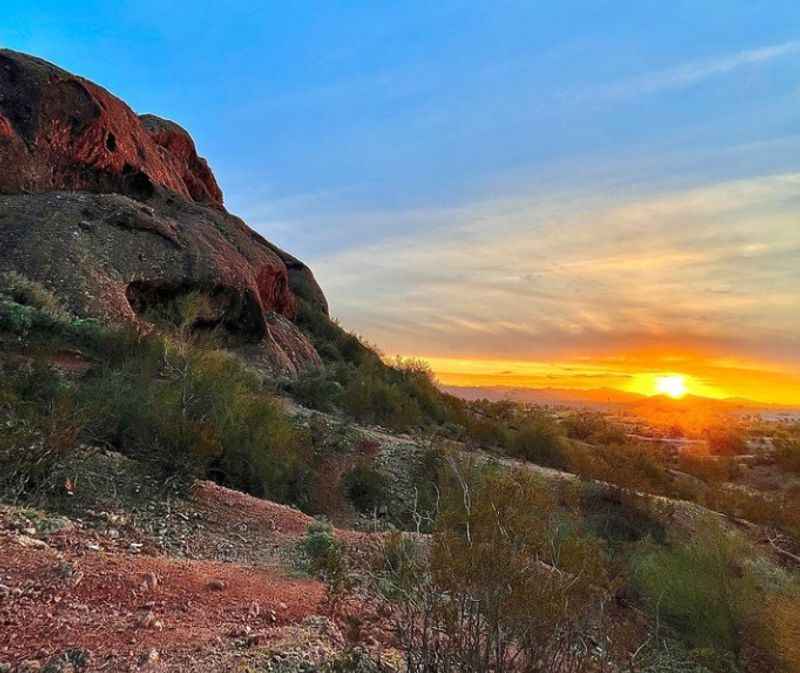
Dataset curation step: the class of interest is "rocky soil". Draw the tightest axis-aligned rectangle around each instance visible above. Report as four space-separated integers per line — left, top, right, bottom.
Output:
0 472 395 673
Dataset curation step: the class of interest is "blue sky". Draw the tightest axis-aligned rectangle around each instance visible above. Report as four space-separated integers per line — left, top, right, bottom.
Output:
3 2 800 400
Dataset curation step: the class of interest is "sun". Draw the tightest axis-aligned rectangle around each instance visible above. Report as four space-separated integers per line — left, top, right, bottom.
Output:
655 375 688 399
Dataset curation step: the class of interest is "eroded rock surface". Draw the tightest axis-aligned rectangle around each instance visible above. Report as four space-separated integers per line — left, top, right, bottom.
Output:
0 49 327 376
0 49 221 207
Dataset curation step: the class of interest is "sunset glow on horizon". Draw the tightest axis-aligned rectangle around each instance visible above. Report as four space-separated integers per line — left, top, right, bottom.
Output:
399 352 800 407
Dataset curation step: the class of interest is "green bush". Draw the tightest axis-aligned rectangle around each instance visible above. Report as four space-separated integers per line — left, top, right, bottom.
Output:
299 519 346 581
76 341 310 502
341 365 424 430
376 461 611 673
511 413 567 468
776 438 800 475
294 300 460 431
0 271 69 322
343 464 389 514
285 369 343 412
0 298 314 507
633 528 755 664
580 485 667 549
562 410 627 445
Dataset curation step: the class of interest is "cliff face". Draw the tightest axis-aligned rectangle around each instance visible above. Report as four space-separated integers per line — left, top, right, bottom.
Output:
0 49 327 376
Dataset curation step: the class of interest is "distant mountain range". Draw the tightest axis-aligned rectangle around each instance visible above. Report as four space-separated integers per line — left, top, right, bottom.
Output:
441 385 800 414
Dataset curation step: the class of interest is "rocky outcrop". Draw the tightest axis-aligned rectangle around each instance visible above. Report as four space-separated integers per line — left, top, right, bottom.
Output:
0 49 222 207
139 114 223 207
0 49 327 377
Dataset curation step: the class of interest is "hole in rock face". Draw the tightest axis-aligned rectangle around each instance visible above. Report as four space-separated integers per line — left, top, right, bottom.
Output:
125 281 264 341
105 132 117 152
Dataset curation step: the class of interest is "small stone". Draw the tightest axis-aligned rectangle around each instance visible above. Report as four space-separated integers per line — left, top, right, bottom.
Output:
207 578 226 591
139 648 159 666
140 572 158 592
16 535 48 549
137 610 156 629
245 632 267 648
247 601 260 619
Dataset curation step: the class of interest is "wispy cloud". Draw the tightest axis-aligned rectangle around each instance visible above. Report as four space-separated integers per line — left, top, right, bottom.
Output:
567 40 800 102
309 172 800 370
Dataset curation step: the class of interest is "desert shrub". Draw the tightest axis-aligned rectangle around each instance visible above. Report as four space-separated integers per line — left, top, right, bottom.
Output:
632 527 756 666
340 362 425 431
561 411 624 444
343 463 390 514
2 309 314 505
705 424 748 456
299 520 351 599
462 415 512 450
403 446 444 532
776 438 800 475
566 441 672 495
296 299 377 369
137 289 214 333
300 519 340 572
0 363 85 502
80 343 310 501
372 460 611 673
0 271 70 322
296 300 461 431
285 368 343 412
703 485 800 541
511 412 567 468
678 454 739 484
580 485 668 550
755 585 800 673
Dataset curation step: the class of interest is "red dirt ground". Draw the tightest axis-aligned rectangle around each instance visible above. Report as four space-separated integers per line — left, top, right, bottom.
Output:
0 484 332 670
1 545 323 661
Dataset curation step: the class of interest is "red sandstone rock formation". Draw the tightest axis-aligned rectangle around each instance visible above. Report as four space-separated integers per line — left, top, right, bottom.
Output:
0 49 328 376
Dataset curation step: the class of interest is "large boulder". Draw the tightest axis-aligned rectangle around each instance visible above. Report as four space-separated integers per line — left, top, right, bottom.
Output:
0 49 328 377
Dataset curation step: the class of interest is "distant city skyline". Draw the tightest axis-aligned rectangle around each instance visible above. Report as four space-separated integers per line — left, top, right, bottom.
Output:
4 1 799 403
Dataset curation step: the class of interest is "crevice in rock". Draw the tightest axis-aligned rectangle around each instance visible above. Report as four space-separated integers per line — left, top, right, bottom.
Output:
125 280 265 341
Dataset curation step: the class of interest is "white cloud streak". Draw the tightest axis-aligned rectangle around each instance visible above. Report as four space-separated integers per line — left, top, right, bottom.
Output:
568 40 800 102
309 173 800 363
